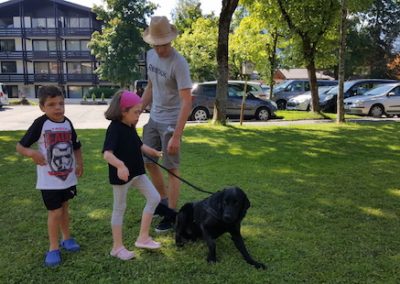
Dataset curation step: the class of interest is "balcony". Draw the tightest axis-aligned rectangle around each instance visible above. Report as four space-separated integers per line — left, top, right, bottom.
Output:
0 27 94 38
0 51 24 59
0 50 95 60
0 73 98 83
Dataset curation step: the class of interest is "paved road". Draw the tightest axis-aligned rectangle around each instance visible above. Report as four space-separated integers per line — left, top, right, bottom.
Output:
0 104 399 131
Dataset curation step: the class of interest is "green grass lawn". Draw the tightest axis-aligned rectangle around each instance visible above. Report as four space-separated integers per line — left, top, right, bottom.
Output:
1 122 399 283
276 110 361 120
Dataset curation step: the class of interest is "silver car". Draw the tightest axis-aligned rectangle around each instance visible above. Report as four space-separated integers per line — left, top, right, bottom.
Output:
190 81 277 121
344 83 400 117
286 86 336 111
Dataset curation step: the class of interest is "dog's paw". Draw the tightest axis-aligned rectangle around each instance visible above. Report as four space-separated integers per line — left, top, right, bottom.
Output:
207 256 217 263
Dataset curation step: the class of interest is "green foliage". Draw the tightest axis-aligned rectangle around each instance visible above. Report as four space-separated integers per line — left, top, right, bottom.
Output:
88 86 119 99
345 0 400 79
1 122 400 282
174 17 219 81
89 0 155 86
172 0 203 33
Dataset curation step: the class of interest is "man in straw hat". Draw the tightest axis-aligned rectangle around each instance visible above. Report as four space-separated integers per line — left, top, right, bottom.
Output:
141 16 192 233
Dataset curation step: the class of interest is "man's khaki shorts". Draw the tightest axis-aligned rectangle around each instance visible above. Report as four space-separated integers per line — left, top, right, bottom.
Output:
142 118 180 169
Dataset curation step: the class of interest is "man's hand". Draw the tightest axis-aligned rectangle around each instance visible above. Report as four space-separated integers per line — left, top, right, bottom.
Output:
167 135 180 155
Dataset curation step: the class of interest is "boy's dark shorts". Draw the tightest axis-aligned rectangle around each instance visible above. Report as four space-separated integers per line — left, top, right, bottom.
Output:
41 186 77 211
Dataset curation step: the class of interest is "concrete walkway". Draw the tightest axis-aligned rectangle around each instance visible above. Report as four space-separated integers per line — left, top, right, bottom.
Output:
0 104 399 131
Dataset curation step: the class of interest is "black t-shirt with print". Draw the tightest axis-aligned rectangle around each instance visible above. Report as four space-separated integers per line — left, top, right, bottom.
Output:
103 120 145 185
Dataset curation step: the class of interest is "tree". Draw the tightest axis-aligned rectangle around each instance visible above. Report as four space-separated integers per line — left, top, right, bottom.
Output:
172 0 203 33
173 17 219 81
345 0 400 79
276 0 340 113
387 53 400 79
337 0 348 123
89 0 155 86
213 0 239 125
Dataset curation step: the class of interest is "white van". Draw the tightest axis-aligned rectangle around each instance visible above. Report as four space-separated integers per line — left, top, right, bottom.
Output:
0 83 9 108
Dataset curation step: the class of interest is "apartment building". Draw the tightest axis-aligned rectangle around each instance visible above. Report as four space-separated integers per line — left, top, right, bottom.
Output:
0 0 113 99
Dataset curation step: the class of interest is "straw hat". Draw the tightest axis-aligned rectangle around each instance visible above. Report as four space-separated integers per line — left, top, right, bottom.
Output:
143 16 178 45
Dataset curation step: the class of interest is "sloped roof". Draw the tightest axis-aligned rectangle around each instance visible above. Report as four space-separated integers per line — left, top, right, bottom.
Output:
278 68 334 80
0 0 93 12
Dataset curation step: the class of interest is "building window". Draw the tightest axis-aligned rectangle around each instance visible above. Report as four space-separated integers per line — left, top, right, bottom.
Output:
81 40 89 51
79 18 90 28
67 62 92 74
81 62 92 74
66 17 90 28
68 86 90 98
66 40 90 51
1 61 17 73
32 18 46 28
33 40 47 51
33 40 58 51
49 62 59 74
0 40 15 52
47 18 55 28
34 62 49 74
66 40 80 51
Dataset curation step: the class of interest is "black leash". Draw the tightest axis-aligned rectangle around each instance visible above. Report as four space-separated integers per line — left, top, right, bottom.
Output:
144 154 214 195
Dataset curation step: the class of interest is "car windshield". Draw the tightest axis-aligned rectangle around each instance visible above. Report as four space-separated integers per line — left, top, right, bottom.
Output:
363 84 395 96
274 80 293 92
325 81 356 95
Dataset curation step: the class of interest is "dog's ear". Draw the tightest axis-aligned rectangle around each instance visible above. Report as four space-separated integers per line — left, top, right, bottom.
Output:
237 187 250 219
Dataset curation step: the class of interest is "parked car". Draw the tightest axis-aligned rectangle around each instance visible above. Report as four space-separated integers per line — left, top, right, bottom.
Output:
0 83 9 108
223 80 270 100
134 80 148 97
343 83 400 117
286 85 336 111
319 79 398 113
190 81 277 121
271 79 337 110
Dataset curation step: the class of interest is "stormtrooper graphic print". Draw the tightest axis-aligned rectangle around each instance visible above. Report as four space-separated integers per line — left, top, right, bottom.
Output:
19 115 81 190
44 131 74 181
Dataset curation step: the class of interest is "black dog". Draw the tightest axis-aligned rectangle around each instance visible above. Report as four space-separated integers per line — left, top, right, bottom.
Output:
175 186 266 269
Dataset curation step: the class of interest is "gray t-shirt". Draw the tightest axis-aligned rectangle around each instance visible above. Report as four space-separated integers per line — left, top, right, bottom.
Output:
147 48 192 124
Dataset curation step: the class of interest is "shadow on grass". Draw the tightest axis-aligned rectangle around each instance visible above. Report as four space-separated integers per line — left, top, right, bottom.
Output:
1 123 399 283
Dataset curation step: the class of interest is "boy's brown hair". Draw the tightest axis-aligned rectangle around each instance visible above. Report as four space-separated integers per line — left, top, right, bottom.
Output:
104 90 124 121
38 85 64 106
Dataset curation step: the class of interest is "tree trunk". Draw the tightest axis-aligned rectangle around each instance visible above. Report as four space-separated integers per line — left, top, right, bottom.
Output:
307 59 319 113
213 0 239 125
303 39 319 113
337 0 347 123
268 29 279 100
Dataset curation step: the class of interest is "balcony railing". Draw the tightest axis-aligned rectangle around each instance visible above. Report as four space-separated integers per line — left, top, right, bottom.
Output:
0 73 98 83
0 27 94 37
0 50 95 60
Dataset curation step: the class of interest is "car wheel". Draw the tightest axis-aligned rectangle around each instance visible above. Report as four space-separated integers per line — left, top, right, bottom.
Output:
191 107 209 121
369 104 384 118
255 107 270 121
276 100 286 110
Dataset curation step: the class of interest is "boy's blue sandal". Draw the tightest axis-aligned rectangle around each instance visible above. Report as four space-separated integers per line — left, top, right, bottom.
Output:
60 238 80 252
45 249 61 267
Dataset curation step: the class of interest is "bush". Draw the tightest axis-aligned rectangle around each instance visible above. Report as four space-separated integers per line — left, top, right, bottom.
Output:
88 87 119 99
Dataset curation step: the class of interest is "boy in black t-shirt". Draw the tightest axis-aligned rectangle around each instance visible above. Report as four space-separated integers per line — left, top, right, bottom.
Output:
16 85 83 267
